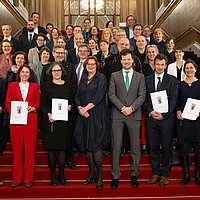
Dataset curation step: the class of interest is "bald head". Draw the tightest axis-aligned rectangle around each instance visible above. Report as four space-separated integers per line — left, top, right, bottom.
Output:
136 35 147 50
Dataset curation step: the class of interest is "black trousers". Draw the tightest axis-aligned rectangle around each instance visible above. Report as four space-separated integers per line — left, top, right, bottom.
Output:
146 117 174 177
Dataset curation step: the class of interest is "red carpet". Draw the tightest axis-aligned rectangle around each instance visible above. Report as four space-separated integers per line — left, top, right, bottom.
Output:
0 135 200 199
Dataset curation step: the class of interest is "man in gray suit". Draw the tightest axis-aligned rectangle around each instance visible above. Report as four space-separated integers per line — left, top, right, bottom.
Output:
108 49 146 188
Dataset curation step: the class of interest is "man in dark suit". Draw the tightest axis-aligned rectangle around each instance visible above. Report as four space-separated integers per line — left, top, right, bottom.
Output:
67 33 84 65
144 54 178 186
0 24 20 52
66 25 82 51
19 20 37 56
123 15 136 40
22 12 47 35
108 49 146 189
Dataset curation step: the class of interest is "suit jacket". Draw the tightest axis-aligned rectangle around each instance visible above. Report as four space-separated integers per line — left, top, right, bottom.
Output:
67 48 79 65
108 69 146 120
66 38 74 51
167 61 186 81
19 33 37 56
5 82 40 122
123 26 132 39
28 46 40 68
22 25 47 35
144 73 178 120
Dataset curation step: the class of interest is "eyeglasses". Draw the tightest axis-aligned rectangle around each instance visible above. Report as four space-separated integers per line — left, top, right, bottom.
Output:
2 46 11 48
52 69 62 72
55 52 65 54
87 63 96 66
78 50 88 53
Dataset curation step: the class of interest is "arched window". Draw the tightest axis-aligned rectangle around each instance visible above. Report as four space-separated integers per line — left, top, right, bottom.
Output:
64 0 121 28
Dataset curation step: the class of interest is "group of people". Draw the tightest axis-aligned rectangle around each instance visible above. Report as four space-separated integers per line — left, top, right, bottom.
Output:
0 12 200 190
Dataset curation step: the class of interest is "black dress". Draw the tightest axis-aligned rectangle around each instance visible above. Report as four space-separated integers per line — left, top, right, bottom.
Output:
74 71 110 152
177 80 200 147
40 81 74 150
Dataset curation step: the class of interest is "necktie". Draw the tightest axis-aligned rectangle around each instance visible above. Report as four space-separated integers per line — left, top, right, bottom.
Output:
125 71 130 92
29 33 32 43
77 62 83 84
156 77 161 91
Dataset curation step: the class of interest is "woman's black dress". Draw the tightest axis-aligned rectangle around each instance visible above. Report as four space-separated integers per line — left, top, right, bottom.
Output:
74 71 110 152
177 80 200 148
40 81 74 150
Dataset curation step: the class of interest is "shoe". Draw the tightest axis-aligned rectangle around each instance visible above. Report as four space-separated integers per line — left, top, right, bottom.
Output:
110 179 119 189
147 174 161 184
83 175 97 185
180 175 190 186
10 182 20 188
50 174 58 186
25 182 33 188
0 180 4 186
96 178 103 190
66 162 77 170
131 176 139 188
57 175 68 185
160 176 169 186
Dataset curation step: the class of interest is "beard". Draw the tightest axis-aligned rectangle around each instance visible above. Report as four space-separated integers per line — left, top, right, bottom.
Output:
27 27 34 32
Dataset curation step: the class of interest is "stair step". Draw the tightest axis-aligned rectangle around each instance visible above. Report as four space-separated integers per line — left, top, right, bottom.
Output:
0 180 200 198
0 164 190 181
0 152 151 165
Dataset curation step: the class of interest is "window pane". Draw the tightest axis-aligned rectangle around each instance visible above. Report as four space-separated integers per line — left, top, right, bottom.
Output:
64 0 69 15
70 0 79 15
106 0 114 15
80 0 89 14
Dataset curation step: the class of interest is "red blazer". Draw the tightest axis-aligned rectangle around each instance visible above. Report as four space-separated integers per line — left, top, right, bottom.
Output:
6 82 40 122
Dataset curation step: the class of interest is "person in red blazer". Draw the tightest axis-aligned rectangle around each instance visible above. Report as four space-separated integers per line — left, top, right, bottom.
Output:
6 65 40 188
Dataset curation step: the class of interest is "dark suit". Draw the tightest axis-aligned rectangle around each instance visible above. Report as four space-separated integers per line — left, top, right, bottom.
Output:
66 38 75 51
123 26 133 39
144 73 178 177
108 69 146 179
22 25 47 35
67 48 79 65
19 32 37 56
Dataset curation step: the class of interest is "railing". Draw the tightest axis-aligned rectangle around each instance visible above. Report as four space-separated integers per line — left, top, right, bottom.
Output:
151 0 182 31
1 0 28 27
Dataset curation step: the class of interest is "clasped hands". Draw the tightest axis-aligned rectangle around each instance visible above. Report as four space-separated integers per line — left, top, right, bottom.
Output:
121 106 133 116
149 111 164 120
78 106 90 118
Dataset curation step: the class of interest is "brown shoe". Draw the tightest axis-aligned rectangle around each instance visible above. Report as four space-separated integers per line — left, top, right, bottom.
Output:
160 176 169 186
147 174 161 184
10 182 20 188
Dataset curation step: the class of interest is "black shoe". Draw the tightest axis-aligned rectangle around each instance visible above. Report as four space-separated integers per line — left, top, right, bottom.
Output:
83 176 97 185
96 178 103 190
57 175 68 185
131 176 139 188
50 174 58 186
110 179 119 189
66 162 77 170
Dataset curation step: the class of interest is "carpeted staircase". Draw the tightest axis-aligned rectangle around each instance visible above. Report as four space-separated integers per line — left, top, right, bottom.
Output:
0 132 200 199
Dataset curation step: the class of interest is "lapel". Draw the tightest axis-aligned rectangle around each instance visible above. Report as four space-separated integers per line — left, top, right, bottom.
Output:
25 82 32 101
159 73 167 91
119 70 127 93
127 70 135 93
16 82 32 102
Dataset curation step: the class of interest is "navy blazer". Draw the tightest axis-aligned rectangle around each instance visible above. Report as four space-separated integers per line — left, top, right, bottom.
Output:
19 33 37 55
66 38 74 51
144 73 178 120
67 48 79 65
